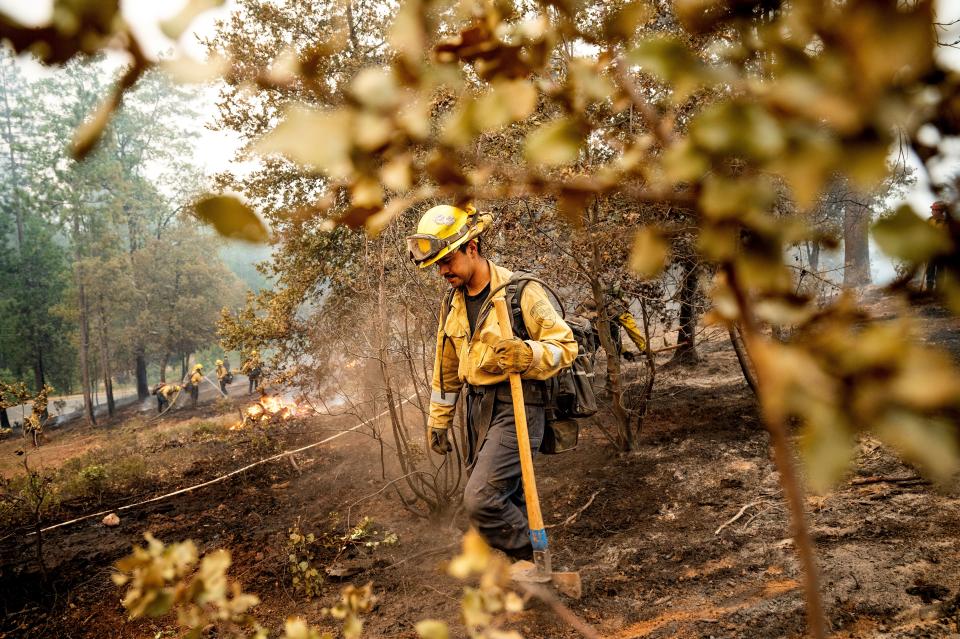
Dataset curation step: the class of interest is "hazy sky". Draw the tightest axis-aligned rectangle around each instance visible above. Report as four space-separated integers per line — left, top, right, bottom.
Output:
0 0 242 176
3 0 960 276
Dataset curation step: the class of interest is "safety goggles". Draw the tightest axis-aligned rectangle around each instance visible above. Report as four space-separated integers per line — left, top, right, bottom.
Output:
406 226 468 264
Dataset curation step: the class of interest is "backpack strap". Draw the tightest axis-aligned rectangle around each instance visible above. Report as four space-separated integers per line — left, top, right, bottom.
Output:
437 287 457 400
506 273 531 341
476 271 567 339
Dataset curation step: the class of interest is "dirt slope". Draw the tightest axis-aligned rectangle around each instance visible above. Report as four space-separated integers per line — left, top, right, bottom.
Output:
2 298 959 638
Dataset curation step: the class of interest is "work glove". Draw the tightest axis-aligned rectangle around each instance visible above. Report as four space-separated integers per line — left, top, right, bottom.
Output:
493 338 533 374
429 427 453 455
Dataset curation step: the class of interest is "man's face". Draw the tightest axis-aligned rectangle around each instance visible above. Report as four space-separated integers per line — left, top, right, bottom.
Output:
932 204 946 219
436 245 474 288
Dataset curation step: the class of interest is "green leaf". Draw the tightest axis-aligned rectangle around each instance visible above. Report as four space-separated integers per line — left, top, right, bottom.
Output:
690 101 785 160
193 195 269 243
388 0 426 63
799 406 855 494
604 2 654 42
415 620 449 639
628 227 668 277
473 79 538 132
627 35 712 99
160 0 226 40
525 118 581 166
253 106 354 179
342 615 363 639
351 68 400 111
873 206 952 263
875 413 960 484
71 93 118 160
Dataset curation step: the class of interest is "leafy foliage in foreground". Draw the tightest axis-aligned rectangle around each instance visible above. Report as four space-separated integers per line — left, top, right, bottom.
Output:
8 2 960 637
112 530 522 639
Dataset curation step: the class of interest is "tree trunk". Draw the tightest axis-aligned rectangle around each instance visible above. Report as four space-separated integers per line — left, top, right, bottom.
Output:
160 352 169 383
96 297 115 416
32 350 45 394
843 202 871 288
671 259 701 366
74 223 96 426
584 200 632 451
593 283 632 451
135 347 149 399
807 240 821 272
0 61 25 252
180 354 187 381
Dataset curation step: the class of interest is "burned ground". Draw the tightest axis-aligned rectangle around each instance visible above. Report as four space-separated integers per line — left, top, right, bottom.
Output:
1 296 959 639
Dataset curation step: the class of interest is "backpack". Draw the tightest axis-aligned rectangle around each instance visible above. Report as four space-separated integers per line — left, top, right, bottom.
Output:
469 271 599 454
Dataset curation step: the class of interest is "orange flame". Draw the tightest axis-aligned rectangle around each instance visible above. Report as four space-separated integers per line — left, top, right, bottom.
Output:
235 394 298 429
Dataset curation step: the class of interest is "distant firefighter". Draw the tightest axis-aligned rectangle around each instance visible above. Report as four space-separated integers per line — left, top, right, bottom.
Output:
925 201 949 293
151 382 181 414
241 350 262 395
215 359 234 394
188 363 204 407
580 288 646 360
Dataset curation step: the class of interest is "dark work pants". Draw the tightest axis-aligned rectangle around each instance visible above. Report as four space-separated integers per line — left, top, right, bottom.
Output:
248 375 259 394
464 383 544 555
190 385 199 407
926 258 941 292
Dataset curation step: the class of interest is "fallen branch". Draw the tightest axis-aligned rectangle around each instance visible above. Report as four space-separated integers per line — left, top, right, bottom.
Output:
383 542 459 571
849 475 927 486
547 489 601 529
715 500 762 536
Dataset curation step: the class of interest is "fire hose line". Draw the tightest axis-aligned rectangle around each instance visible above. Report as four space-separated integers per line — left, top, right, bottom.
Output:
31 395 416 536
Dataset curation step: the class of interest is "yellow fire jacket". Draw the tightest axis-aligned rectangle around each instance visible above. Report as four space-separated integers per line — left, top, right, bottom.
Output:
429 261 577 431
216 364 228 380
616 311 647 352
241 357 261 375
158 384 181 400
189 371 203 387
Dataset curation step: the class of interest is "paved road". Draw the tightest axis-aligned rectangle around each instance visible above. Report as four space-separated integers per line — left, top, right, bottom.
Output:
4 376 257 426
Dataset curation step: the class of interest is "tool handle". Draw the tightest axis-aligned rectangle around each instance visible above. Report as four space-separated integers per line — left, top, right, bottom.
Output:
493 298 547 549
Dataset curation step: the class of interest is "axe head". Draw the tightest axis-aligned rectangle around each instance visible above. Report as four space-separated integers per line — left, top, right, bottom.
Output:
509 558 583 599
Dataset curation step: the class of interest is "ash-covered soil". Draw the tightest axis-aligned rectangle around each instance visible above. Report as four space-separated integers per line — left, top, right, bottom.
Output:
2 295 959 639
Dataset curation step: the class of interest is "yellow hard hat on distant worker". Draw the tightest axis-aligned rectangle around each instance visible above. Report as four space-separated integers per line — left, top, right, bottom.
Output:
194 363 203 371
406 204 493 268
216 359 223 366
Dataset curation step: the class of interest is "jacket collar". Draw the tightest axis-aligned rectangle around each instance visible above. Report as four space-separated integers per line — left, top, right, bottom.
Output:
449 259 511 312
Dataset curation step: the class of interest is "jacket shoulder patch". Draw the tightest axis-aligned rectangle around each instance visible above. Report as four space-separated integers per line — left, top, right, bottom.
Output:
530 299 556 329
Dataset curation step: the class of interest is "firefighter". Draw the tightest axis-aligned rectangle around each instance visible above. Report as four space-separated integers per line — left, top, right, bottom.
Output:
188 363 204 407
580 287 646 360
215 359 233 394
407 204 577 559
151 382 181 414
241 350 262 395
925 201 949 293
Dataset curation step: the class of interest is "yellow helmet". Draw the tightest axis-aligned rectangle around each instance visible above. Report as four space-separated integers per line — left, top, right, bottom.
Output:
406 204 492 268
216 359 223 365
194 363 203 371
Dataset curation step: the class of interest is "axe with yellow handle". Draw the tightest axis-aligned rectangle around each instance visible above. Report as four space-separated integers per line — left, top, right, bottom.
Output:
492 297 582 599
